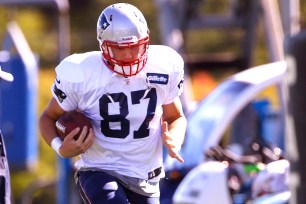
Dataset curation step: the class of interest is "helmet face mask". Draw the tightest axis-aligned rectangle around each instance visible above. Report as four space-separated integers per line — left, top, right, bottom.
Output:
97 3 150 77
101 36 149 76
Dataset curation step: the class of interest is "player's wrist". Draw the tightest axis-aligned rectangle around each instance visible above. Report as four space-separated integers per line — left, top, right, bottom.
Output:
51 137 63 157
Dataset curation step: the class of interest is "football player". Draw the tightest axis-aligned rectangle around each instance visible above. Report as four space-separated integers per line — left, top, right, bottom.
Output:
0 66 13 204
39 3 187 204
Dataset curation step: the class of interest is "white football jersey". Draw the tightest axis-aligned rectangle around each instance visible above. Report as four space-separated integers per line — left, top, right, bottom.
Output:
51 45 184 181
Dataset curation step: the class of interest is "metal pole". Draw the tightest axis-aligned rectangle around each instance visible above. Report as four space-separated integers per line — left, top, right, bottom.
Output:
285 31 306 204
155 0 196 115
279 0 300 37
260 0 285 62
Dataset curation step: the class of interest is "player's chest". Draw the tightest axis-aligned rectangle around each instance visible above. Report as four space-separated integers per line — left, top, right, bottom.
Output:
83 76 166 119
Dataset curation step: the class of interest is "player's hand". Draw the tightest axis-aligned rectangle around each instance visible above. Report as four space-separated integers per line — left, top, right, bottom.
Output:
59 126 95 158
162 121 184 163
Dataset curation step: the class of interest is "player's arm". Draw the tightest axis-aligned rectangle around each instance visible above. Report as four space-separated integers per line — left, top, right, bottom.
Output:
39 97 94 158
162 97 187 163
39 97 66 146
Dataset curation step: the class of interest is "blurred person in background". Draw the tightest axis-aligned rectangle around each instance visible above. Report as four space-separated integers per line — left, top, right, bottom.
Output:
0 66 14 204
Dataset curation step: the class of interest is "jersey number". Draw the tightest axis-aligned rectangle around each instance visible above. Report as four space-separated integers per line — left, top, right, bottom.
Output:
99 88 157 139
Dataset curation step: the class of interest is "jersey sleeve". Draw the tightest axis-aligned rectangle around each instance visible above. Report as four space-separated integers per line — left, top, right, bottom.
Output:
163 50 184 105
51 55 85 111
51 80 80 111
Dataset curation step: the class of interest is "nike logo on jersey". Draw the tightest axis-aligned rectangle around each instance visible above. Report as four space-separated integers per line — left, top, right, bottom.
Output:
178 79 184 89
147 73 168 85
56 78 60 84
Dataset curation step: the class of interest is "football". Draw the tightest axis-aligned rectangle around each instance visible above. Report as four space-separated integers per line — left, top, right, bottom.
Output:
55 110 93 141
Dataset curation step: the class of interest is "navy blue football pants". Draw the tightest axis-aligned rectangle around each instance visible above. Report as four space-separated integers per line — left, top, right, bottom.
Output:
76 170 160 204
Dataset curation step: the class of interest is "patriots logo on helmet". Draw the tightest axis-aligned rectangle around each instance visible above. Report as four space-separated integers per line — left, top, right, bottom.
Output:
98 14 110 30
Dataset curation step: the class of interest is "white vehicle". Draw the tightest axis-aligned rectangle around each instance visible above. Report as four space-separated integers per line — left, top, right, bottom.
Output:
167 61 289 204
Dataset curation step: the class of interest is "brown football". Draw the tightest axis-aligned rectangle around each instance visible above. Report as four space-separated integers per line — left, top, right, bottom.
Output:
55 110 93 140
